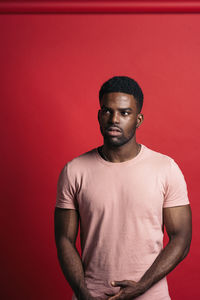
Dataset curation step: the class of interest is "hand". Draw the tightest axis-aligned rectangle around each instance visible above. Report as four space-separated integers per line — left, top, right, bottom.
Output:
105 280 146 300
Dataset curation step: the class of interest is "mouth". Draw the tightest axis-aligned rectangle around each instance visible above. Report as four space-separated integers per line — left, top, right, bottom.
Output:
106 126 122 137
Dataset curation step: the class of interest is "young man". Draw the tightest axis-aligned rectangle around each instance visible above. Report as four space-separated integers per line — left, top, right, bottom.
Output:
54 76 192 300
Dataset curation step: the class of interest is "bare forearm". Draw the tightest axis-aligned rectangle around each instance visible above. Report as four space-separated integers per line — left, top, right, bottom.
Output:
107 206 192 299
56 237 91 300
139 236 190 292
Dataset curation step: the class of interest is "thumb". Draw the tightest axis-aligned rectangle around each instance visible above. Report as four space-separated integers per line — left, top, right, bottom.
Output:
111 280 129 287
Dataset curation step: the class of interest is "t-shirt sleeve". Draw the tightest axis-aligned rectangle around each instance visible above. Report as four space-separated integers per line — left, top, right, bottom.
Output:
56 163 78 210
163 159 190 208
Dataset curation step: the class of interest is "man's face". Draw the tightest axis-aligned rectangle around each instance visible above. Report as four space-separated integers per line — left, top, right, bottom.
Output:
98 92 143 147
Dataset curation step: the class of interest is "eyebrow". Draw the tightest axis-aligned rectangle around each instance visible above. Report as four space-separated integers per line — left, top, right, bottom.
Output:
118 108 133 112
101 105 133 111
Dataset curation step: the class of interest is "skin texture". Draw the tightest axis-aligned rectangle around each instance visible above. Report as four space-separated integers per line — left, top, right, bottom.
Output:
105 205 192 299
54 208 97 300
54 92 192 300
98 92 144 162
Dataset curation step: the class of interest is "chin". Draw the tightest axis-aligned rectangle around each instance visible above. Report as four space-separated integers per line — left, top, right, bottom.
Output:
104 137 127 147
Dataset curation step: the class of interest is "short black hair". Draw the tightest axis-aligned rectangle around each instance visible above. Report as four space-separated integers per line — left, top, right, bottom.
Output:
99 76 143 112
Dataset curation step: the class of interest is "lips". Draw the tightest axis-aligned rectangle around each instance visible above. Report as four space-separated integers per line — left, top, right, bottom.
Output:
107 126 122 132
106 126 122 136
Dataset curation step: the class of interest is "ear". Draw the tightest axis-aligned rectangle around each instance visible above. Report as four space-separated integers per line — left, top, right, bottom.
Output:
136 113 144 128
98 109 101 123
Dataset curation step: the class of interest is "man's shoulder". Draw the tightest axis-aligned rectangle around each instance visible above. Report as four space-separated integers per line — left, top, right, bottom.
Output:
64 148 98 170
143 144 175 166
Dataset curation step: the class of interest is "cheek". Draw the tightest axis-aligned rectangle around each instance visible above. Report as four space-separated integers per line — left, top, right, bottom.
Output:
100 115 109 125
123 120 137 134
125 118 137 128
99 117 107 130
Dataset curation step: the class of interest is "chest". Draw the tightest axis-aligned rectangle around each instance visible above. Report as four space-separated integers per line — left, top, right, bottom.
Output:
77 165 165 220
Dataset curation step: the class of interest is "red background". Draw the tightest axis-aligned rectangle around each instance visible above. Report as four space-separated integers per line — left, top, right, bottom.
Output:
1 13 199 300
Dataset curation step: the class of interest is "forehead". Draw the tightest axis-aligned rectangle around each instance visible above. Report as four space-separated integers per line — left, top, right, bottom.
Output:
100 92 137 109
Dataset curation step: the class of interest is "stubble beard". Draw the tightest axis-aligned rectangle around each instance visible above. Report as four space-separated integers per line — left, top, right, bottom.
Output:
103 127 137 148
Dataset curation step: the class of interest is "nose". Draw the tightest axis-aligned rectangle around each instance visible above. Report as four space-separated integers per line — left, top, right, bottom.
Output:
109 111 120 124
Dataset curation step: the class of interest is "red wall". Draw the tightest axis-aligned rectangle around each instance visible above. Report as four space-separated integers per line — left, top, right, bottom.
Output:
1 13 199 300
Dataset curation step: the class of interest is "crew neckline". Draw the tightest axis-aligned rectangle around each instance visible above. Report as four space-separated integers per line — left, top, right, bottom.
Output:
95 144 145 166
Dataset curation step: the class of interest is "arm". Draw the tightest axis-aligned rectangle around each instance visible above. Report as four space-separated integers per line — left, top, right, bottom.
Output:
54 207 93 300
108 204 192 299
139 204 192 289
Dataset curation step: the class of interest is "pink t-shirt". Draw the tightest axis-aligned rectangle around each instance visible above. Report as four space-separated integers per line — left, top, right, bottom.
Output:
56 144 189 300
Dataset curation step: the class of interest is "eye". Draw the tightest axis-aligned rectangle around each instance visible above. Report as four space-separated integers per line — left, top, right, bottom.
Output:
121 111 130 116
101 108 111 115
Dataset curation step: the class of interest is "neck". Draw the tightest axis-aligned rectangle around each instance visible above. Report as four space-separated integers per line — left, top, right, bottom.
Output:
101 138 141 163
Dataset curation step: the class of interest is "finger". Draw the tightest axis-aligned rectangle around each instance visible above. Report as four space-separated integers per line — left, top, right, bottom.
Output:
104 292 115 296
108 290 123 300
108 293 122 300
111 280 129 288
